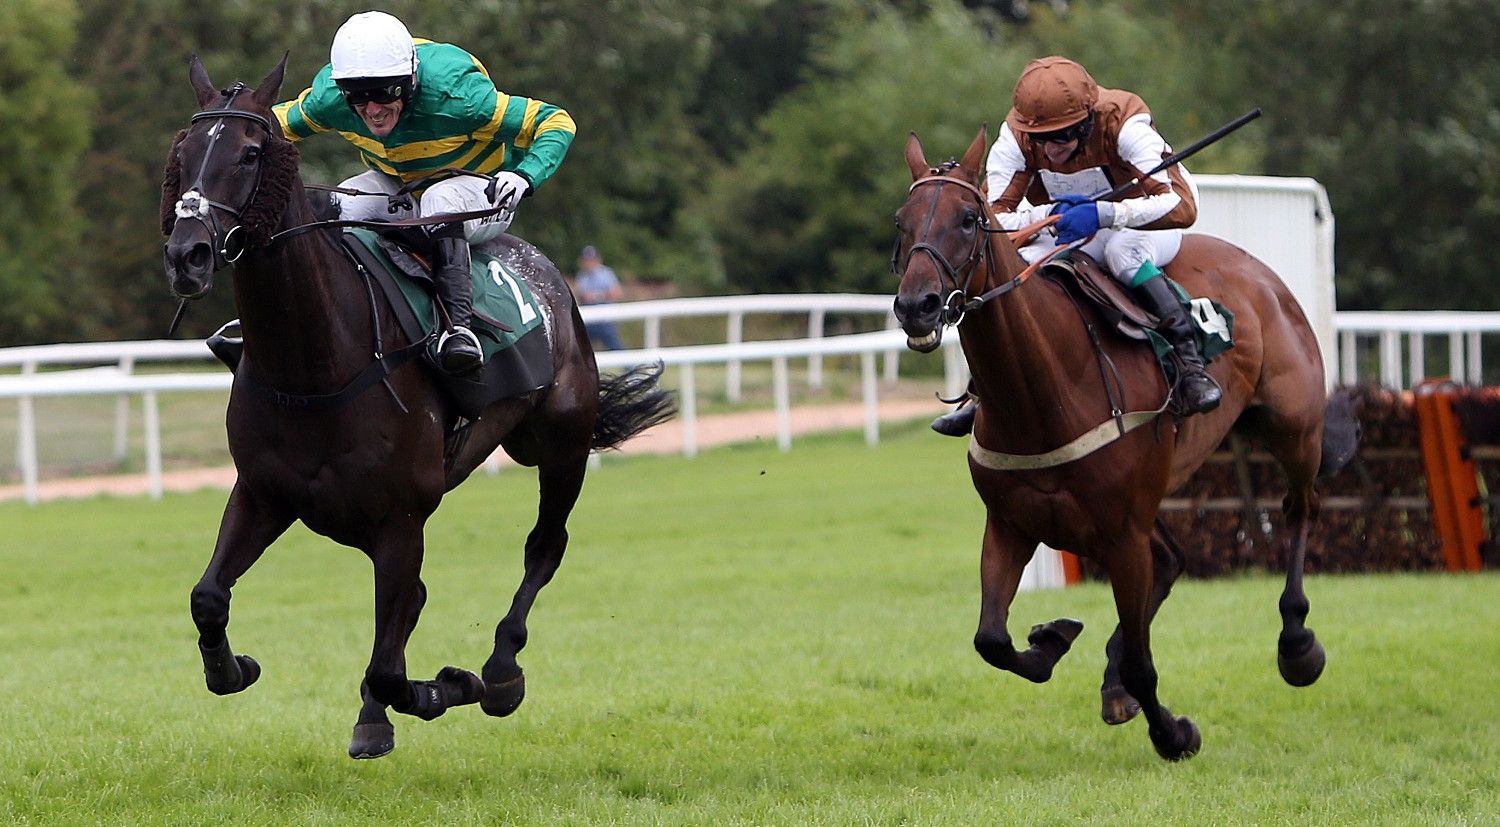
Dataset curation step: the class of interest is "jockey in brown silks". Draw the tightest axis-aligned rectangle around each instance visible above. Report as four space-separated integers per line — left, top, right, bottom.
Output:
932 56 1222 437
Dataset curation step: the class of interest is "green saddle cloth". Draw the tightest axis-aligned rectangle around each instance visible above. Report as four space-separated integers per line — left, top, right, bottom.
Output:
343 227 545 359
341 227 555 418
1143 278 1236 365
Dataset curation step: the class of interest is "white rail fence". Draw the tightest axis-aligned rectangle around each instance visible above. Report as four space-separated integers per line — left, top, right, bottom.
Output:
2 295 1497 507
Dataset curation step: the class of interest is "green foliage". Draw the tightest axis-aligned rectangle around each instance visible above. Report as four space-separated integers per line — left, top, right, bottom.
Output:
9 0 1495 346
1164 0 1500 310
697 1 1027 294
0 0 92 344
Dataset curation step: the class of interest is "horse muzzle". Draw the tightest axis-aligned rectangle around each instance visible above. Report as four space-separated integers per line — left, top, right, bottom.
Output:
893 291 944 353
164 238 216 300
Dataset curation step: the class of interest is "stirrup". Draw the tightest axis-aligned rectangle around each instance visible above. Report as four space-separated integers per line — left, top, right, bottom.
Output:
437 326 483 374
931 402 978 437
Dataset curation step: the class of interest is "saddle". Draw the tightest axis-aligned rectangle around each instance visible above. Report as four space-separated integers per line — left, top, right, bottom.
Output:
1041 253 1158 342
207 229 555 420
1041 251 1235 364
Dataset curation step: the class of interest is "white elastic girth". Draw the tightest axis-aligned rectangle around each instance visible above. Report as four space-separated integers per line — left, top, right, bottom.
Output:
967 407 1167 471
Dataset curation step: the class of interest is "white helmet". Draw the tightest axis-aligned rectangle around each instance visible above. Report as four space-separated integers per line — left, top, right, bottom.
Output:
330 11 415 80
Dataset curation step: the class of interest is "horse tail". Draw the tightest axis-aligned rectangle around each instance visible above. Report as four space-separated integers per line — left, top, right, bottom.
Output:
1318 387 1361 478
592 362 676 452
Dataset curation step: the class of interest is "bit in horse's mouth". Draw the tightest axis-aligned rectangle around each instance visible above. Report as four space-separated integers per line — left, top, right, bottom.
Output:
907 329 941 352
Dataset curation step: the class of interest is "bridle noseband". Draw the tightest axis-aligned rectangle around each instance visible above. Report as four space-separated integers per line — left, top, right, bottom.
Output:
894 172 1042 325
173 83 272 270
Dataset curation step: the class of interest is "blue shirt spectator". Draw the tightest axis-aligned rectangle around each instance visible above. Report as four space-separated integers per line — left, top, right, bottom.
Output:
575 245 624 350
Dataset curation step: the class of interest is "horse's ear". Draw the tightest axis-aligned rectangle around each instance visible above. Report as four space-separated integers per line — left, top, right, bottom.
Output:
905 132 929 180
959 124 989 177
253 53 288 109
189 54 217 108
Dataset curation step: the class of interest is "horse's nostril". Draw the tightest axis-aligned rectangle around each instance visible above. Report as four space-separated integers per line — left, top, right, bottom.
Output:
186 243 213 271
920 293 941 316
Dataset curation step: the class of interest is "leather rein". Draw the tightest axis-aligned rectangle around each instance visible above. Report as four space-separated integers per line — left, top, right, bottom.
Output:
169 92 439 411
896 173 1066 326
897 172 1170 470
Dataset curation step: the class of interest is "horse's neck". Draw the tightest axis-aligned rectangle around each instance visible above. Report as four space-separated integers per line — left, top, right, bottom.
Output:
961 245 1110 449
233 184 374 387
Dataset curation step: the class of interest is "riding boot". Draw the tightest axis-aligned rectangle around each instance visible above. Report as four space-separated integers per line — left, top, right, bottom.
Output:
931 390 979 437
429 224 484 375
1133 270 1222 414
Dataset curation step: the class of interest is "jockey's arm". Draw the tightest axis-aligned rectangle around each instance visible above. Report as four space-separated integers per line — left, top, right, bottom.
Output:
1098 114 1197 231
984 125 1054 230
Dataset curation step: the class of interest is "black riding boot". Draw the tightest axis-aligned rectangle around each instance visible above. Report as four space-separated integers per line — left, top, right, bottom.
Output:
429 225 484 375
1134 274 1222 414
931 391 978 437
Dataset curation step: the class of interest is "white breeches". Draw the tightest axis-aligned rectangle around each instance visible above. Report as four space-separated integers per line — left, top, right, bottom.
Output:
334 169 513 243
1020 227 1183 284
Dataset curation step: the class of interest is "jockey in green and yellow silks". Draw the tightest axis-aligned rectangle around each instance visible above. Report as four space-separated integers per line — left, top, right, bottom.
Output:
272 11 576 375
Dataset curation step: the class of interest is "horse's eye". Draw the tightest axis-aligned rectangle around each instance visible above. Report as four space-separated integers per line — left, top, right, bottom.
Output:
960 210 979 229
240 146 262 165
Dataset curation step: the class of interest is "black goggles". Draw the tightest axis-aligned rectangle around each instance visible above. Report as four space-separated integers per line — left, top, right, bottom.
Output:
1033 116 1092 145
338 81 408 107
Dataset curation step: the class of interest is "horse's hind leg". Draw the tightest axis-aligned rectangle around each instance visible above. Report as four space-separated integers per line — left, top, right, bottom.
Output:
1101 518 1187 725
972 515 1084 684
1260 411 1332 690
481 454 588 717
1273 443 1326 686
190 483 293 696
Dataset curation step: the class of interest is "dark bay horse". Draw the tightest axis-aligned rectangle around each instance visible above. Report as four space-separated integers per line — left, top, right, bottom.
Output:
161 56 672 759
891 127 1356 760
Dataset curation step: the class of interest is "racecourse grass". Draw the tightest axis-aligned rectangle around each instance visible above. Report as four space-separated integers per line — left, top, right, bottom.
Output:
1 422 1496 825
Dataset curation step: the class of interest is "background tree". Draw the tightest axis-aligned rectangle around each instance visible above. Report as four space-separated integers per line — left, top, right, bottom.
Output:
0 0 92 344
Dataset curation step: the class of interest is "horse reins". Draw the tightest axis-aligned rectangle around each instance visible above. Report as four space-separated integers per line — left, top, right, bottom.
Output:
898 173 1071 325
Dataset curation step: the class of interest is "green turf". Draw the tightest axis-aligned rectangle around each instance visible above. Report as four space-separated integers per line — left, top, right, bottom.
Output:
0 424 1496 825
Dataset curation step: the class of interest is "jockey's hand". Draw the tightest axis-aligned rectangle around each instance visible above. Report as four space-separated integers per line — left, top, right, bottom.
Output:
1048 193 1093 214
494 171 530 207
1054 201 1100 244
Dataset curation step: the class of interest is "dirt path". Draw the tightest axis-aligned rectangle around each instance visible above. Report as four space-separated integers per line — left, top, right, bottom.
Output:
0 399 948 504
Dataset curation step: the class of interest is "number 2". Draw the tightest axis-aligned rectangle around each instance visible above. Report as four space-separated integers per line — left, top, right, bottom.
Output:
489 261 539 325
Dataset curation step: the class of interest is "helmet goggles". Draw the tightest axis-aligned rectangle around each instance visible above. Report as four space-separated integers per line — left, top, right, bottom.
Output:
336 76 411 107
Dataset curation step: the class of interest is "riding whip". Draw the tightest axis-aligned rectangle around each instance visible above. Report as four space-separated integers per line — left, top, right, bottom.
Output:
1097 107 1262 200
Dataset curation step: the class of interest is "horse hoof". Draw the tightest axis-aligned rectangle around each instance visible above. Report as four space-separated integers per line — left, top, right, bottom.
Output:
436 666 486 706
1151 715 1202 761
205 654 260 696
236 655 261 690
1100 684 1141 725
349 722 395 760
1028 618 1085 648
481 672 526 718
1278 636 1327 687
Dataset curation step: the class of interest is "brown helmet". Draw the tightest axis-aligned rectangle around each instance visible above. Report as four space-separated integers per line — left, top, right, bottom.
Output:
1006 56 1099 134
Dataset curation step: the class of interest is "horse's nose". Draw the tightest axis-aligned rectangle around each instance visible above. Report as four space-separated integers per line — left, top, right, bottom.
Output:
893 291 942 331
164 239 214 298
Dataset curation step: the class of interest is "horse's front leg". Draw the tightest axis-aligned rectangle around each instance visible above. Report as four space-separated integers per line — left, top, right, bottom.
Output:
1101 518 1187 725
358 520 483 756
972 514 1084 684
1276 483 1326 686
1105 530 1201 761
190 483 293 696
481 454 588 717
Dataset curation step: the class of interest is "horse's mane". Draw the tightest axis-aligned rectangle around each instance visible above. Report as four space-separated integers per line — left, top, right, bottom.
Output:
160 118 300 249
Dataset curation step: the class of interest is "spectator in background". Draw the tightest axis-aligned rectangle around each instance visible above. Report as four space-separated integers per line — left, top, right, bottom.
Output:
575 245 625 350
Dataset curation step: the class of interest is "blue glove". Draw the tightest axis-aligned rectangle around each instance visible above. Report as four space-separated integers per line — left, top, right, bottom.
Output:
1048 193 1092 215
1054 201 1100 244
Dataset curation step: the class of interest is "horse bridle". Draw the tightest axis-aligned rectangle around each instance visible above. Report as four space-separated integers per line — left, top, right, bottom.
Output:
894 172 1047 325
172 83 271 271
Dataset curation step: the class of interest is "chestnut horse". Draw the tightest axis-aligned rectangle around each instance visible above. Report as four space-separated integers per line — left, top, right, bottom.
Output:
162 57 672 758
892 127 1355 760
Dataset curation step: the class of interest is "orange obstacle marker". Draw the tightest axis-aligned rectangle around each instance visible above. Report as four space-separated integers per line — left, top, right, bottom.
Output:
1413 380 1487 572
